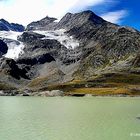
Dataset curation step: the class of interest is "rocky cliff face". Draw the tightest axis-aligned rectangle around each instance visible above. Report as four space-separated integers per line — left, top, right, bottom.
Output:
0 10 140 94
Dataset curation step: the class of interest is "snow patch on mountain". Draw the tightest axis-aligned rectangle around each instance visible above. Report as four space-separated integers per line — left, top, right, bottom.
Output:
4 41 24 59
34 29 79 49
0 31 24 59
0 29 79 59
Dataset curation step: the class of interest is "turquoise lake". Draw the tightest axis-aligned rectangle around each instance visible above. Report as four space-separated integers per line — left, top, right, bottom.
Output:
0 97 140 140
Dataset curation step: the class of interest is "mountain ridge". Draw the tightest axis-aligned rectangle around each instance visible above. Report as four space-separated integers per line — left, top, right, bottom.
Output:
0 19 25 32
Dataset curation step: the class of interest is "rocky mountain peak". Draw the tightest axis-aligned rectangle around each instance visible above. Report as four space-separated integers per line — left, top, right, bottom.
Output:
83 10 105 24
26 10 105 31
0 18 25 32
0 19 9 24
42 16 57 22
26 16 57 31
56 10 105 30
0 19 11 31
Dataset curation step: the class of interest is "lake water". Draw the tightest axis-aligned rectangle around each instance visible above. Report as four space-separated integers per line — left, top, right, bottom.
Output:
0 97 140 140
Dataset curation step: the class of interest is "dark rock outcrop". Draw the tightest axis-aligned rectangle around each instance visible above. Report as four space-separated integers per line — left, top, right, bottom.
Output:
17 53 55 65
18 32 45 43
0 57 29 79
0 39 8 56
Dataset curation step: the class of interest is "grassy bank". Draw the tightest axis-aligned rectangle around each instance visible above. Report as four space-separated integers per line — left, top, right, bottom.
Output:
31 73 140 96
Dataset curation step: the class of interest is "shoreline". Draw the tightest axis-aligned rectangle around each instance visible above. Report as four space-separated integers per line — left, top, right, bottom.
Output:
0 90 140 97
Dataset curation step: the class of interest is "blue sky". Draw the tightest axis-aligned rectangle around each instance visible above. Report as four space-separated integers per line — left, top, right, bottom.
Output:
0 0 139 30
91 0 140 31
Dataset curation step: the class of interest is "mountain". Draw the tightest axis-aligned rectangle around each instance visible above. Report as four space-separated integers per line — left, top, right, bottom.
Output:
26 16 57 31
0 10 140 96
0 19 25 32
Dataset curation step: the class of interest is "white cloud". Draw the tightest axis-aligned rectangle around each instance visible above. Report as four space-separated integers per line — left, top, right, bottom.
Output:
0 0 127 25
101 10 127 24
0 0 106 25
46 0 105 18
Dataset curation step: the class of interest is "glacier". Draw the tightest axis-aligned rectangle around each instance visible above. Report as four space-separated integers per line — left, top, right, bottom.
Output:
0 31 24 59
0 29 79 59
34 29 79 49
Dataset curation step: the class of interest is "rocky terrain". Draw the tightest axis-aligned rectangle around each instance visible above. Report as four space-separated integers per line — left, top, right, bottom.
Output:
0 10 140 96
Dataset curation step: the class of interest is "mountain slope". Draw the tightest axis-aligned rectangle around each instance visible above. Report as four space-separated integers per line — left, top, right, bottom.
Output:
24 10 140 75
0 10 140 95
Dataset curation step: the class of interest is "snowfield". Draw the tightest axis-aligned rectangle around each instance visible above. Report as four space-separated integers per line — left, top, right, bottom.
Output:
34 29 79 49
4 41 24 59
0 31 24 59
0 29 79 59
